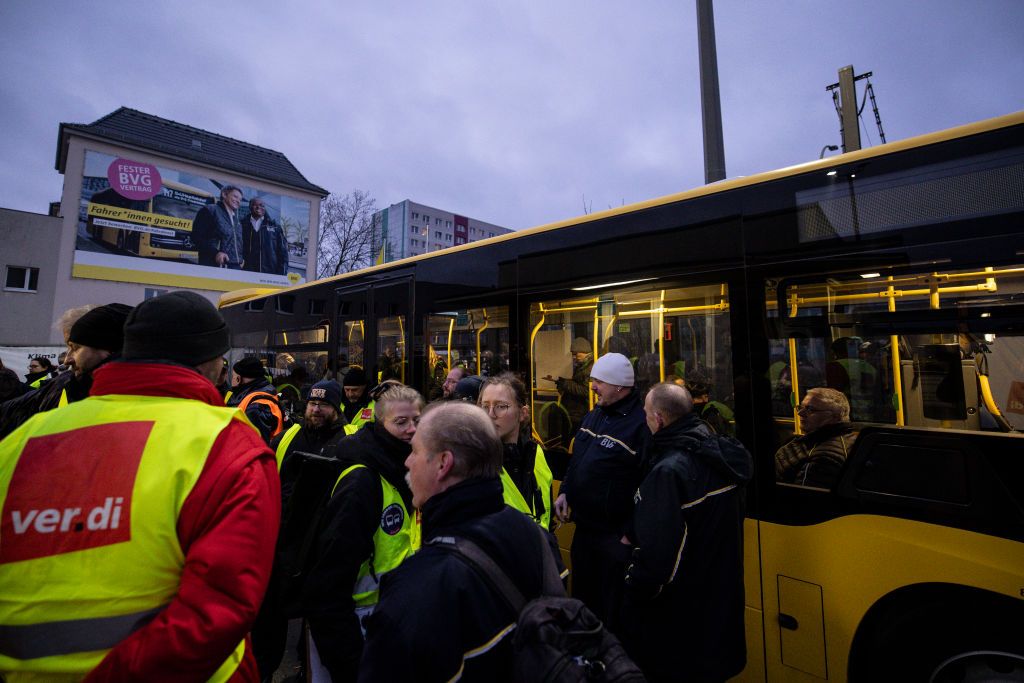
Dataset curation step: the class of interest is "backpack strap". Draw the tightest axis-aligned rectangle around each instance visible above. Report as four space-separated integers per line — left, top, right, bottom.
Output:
429 524 565 615
431 535 527 614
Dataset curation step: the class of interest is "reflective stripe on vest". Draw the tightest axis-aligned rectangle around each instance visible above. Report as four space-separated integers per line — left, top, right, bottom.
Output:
0 394 246 680
237 391 284 438
275 423 302 471
333 463 418 608
498 444 553 528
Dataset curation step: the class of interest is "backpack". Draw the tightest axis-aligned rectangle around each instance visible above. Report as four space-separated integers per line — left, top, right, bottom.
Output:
435 525 645 682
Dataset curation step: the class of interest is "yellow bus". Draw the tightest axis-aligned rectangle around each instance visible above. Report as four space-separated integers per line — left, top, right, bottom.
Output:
87 179 212 263
221 111 1024 681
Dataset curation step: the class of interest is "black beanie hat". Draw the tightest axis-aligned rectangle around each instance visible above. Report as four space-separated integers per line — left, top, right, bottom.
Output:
453 375 485 402
343 367 368 387
307 379 343 413
69 303 133 352
233 356 267 380
122 291 230 365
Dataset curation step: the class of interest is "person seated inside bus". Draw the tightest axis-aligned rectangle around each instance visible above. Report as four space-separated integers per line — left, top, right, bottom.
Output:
826 336 877 421
684 369 735 437
774 387 857 489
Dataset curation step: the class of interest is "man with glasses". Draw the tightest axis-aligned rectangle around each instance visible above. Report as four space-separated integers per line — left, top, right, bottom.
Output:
302 384 424 682
775 387 857 488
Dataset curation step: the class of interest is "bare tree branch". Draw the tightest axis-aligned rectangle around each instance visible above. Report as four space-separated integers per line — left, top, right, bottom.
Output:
316 190 377 279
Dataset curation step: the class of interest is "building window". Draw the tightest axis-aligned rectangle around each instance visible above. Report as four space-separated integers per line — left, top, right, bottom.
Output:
412 212 419 220
446 220 452 228
445 234 452 242
4 266 39 292
436 218 442 225
308 299 327 315
276 295 296 314
435 230 442 239
144 288 169 300
423 214 430 223
489 232 495 238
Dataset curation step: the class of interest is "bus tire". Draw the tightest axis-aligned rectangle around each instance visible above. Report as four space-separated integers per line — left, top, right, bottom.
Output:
849 585 1024 682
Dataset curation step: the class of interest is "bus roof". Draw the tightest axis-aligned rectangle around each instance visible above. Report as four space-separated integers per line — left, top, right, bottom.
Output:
220 109 1024 309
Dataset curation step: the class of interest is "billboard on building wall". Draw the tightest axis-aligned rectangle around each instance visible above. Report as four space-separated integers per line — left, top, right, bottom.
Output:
72 150 311 291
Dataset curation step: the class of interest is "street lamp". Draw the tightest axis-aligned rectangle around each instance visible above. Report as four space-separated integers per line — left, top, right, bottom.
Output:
820 144 839 159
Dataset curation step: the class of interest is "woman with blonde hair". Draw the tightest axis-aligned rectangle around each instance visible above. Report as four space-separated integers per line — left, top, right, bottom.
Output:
478 372 554 528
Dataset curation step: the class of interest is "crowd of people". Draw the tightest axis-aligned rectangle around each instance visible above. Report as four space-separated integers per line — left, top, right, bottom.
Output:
2 290 868 682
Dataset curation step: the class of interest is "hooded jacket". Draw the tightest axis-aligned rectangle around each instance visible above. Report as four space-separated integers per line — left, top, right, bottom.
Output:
302 422 413 683
622 413 752 683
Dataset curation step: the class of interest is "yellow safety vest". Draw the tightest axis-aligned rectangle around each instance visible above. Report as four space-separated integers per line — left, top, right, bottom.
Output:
333 463 418 610
275 423 302 471
346 400 376 433
498 443 554 528
28 375 50 390
0 394 247 682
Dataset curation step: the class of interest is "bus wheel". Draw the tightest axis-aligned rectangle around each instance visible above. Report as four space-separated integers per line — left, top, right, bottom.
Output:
928 649 1024 682
851 589 1024 683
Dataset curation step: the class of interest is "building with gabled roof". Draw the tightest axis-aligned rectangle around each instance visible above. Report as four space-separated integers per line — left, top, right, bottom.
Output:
2 107 326 352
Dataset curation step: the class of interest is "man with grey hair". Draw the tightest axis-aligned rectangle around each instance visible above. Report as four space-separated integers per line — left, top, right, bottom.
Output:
621 382 752 682
775 386 856 488
193 185 244 268
358 402 564 682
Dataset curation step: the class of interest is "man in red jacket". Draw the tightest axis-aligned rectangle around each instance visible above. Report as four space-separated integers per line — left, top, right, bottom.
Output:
0 291 280 681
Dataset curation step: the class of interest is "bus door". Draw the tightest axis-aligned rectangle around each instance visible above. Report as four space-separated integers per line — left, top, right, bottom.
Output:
337 276 413 387
527 279 743 611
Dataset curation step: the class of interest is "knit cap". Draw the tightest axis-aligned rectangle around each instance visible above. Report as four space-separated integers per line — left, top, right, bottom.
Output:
69 303 133 352
307 379 343 413
589 353 634 387
122 291 229 365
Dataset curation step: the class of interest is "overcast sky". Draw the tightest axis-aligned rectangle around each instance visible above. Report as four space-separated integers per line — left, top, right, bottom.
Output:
1 1 1022 230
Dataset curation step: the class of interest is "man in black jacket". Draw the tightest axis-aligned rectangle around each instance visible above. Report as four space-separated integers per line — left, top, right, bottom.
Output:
226 356 283 444
240 197 290 275
253 378 349 679
302 385 424 682
622 382 752 682
358 401 564 682
0 303 131 439
554 352 647 624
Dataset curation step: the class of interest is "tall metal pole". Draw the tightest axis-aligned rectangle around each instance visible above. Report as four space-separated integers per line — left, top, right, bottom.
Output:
696 0 726 183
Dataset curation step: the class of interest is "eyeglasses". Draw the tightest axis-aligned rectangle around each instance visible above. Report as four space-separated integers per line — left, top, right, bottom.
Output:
481 402 513 416
797 404 830 415
389 416 419 428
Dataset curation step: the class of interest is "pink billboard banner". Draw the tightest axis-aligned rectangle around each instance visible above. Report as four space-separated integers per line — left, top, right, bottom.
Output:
106 157 162 200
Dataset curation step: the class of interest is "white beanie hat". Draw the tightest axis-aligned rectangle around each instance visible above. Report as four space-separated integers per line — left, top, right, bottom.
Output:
589 353 634 387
